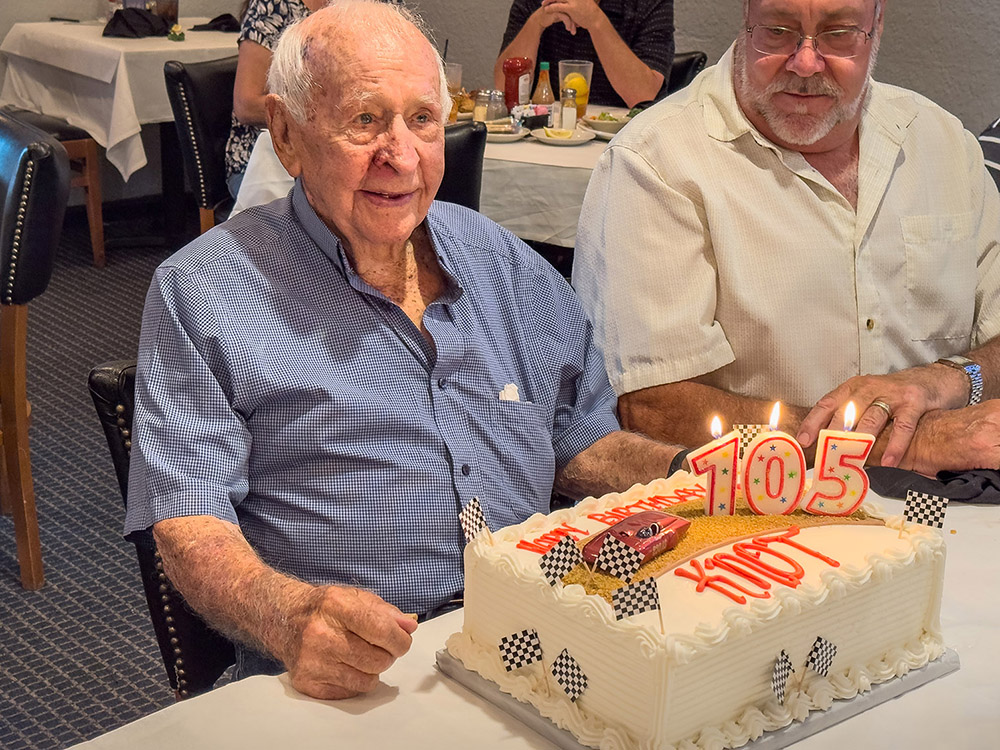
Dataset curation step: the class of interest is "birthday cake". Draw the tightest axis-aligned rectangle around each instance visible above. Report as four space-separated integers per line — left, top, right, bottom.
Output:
445 472 947 750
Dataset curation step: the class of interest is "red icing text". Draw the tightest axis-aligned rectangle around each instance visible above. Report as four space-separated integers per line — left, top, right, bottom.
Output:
673 526 840 604
515 522 589 554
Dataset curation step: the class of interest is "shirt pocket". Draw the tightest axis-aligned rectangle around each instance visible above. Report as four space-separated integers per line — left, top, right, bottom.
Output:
487 399 556 497
901 212 977 341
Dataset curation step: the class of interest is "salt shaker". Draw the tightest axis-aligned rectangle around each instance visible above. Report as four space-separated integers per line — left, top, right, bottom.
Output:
560 88 578 131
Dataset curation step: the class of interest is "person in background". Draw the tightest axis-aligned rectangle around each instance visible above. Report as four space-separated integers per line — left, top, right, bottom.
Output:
128 0 689 701
494 0 674 109
573 0 1000 477
978 114 1000 191
224 0 326 198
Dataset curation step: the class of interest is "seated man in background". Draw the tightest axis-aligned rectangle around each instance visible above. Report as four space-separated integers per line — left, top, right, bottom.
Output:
127 0 689 701
494 0 674 108
573 0 1000 476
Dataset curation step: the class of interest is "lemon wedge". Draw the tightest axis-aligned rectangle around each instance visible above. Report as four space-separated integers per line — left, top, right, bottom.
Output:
543 127 574 139
562 73 589 96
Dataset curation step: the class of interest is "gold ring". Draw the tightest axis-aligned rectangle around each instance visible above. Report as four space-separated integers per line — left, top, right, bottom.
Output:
871 399 893 420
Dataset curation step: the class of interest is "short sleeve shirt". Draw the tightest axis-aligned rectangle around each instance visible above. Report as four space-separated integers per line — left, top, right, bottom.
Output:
224 0 309 179
125 183 620 615
500 0 674 108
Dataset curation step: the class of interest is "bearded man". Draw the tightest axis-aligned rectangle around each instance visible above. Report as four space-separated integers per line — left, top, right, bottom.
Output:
573 0 1000 477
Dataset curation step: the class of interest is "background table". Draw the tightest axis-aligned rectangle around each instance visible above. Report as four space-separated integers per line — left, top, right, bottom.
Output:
72 492 1000 749
0 19 237 180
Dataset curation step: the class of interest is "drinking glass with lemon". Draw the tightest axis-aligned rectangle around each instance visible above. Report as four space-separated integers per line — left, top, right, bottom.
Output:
558 59 594 117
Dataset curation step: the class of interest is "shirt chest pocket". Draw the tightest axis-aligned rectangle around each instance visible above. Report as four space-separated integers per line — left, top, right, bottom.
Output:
901 212 978 342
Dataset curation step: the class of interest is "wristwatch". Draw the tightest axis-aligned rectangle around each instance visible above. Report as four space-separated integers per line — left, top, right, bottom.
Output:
935 355 983 406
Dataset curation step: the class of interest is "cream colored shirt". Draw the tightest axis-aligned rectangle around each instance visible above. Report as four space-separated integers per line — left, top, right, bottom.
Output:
573 45 1000 407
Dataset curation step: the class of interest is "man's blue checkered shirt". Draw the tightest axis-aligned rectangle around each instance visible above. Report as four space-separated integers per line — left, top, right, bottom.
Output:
125 182 619 615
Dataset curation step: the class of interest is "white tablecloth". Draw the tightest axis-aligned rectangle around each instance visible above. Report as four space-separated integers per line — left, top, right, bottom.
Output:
0 19 237 180
232 117 613 249
72 492 1000 749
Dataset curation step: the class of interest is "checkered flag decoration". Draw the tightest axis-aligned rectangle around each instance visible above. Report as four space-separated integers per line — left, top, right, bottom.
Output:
735 423 767 459
550 648 588 702
459 497 488 543
498 628 542 672
538 535 583 586
904 490 949 529
771 650 795 703
612 576 660 621
596 534 644 582
804 636 837 677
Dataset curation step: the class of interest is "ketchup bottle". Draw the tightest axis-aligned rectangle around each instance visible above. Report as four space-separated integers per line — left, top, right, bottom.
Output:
502 57 533 112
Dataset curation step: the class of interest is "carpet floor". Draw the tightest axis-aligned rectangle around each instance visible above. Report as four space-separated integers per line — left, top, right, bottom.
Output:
0 208 206 749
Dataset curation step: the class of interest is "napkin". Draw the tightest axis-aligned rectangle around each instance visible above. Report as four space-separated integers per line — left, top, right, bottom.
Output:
102 8 169 38
191 13 241 32
868 466 1000 503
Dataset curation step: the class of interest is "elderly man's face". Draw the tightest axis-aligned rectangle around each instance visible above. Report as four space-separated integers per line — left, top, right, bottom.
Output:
735 0 881 150
275 27 445 251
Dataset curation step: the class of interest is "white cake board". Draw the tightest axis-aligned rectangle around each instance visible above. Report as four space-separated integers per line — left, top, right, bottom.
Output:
435 648 960 750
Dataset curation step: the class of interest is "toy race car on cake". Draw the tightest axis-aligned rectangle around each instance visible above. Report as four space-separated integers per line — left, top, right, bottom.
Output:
581 511 690 569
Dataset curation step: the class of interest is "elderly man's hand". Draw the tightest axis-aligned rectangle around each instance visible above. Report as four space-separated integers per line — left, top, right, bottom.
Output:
285 586 417 700
897 400 1000 476
797 363 971 467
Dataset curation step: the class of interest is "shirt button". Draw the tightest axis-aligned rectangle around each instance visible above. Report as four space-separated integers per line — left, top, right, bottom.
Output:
866 318 875 330
437 377 447 389
461 463 470 476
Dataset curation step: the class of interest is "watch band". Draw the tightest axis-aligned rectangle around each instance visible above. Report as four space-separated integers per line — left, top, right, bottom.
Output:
935 355 983 406
668 448 691 477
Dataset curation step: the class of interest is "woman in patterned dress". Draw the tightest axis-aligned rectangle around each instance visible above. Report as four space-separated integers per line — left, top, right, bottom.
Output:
225 0 327 197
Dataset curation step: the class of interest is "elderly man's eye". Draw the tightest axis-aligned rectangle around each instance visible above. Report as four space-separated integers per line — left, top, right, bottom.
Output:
358 113 375 125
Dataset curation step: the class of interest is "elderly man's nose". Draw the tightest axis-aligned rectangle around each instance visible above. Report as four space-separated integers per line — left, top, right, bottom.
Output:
375 118 420 168
786 41 826 76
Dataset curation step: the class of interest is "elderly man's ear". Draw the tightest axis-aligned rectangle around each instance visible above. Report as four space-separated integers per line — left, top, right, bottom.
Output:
266 93 304 179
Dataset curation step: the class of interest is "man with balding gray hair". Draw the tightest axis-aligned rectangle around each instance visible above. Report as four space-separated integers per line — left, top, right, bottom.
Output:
126 0 689 699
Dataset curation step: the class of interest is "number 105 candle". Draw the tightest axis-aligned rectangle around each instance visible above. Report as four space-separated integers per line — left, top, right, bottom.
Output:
689 416 740 516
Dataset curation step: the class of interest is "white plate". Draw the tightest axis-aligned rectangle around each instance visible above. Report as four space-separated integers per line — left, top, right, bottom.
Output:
529 128 597 146
578 122 615 141
457 111 473 121
486 129 529 143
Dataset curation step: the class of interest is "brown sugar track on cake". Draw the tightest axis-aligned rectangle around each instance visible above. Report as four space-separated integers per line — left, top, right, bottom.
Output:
562 498 884 602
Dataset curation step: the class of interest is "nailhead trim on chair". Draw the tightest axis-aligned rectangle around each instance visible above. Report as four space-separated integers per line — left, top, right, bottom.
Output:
120 400 190 698
175 84 209 207
4 157 34 304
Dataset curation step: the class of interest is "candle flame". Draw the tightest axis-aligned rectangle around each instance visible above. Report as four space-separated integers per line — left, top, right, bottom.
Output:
844 401 856 431
710 415 723 439
768 402 781 431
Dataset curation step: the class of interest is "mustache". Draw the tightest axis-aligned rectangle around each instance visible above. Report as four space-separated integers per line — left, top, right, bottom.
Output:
764 74 842 98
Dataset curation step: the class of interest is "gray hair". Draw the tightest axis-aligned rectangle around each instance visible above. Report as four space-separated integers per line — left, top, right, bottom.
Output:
267 0 450 125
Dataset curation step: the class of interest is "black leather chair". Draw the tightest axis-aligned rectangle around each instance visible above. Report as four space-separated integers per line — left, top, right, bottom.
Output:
164 56 238 235
0 110 69 589
979 116 1000 192
665 50 708 96
89 360 236 698
440 120 487 211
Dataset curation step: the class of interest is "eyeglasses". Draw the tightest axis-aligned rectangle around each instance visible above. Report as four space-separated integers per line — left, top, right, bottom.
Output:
746 24 874 59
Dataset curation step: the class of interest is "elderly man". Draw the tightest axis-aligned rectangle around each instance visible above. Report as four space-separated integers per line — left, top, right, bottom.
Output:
573 0 1000 476
494 0 674 108
126 0 687 700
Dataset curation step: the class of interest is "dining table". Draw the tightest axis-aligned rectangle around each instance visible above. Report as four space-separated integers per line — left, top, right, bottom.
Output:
231 109 620 250
70 488 1000 750
0 17 238 181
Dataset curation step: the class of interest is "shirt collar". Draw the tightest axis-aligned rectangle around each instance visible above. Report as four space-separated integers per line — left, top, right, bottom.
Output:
291 179 462 304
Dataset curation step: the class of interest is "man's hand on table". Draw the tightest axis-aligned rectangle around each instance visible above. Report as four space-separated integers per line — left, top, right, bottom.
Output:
285 586 418 700
894 400 1000 476
797 363 971 467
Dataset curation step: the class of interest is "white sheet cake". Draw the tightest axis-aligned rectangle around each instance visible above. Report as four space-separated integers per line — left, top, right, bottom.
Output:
446 472 946 750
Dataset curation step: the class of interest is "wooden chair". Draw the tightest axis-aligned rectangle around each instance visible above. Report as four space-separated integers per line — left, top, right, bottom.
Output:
89 360 236 698
0 110 70 589
164 57 238 235
3 108 105 267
